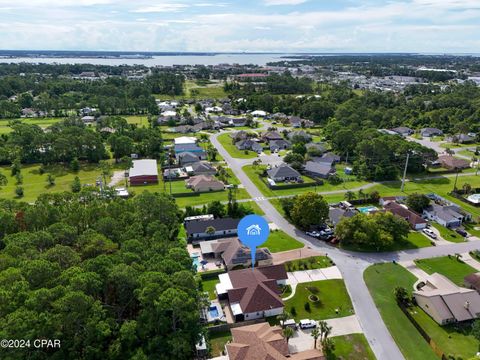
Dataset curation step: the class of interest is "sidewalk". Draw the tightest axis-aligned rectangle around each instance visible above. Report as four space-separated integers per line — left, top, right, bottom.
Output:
461 252 480 271
398 260 430 280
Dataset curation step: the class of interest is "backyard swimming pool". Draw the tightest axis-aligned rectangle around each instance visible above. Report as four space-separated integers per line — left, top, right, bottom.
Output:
208 306 219 318
191 253 200 271
358 205 378 213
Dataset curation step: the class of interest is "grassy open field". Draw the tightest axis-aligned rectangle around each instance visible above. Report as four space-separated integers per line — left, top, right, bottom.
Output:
156 80 227 100
330 333 376 360
201 276 220 300
414 256 476 286
124 115 149 127
217 133 259 159
284 280 354 321
0 163 109 202
262 229 304 253
364 263 438 360
0 117 64 134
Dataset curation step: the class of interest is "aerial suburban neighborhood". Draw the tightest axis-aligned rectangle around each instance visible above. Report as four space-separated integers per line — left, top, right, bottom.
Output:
1 2 480 358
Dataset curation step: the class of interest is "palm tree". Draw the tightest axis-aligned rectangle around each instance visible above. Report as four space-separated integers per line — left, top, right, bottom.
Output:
358 189 367 203
205 226 216 239
318 320 332 344
344 191 356 202
463 183 472 195
282 326 294 345
277 310 291 328
311 328 320 349
0 171 7 188
445 147 454 156
394 286 409 305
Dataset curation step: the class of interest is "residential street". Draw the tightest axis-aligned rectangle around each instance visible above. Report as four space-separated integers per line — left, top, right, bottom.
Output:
210 129 480 360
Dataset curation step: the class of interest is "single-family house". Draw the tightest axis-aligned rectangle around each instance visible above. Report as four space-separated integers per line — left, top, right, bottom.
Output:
185 161 216 176
313 152 341 164
229 118 247 127
438 155 470 170
288 130 312 142
262 131 283 142
379 196 407 206
267 165 302 182
465 273 480 293
391 127 414 136
185 175 224 193
289 116 314 128
185 217 240 242
329 207 358 227
414 273 480 325
423 203 465 228
215 264 287 322
304 161 336 179
449 134 476 144
129 159 158 186
269 139 291 152
81 115 95 123
226 323 325 360
236 139 263 153
421 128 443 137
200 238 273 270
384 202 427 230
177 151 207 165
231 130 249 142
174 136 197 145
174 143 205 154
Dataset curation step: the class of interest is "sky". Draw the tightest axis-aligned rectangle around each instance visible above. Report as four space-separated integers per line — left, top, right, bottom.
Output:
0 0 479 53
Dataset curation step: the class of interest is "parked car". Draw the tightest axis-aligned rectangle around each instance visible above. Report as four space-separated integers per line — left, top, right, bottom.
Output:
422 228 437 239
455 229 468 237
281 319 297 330
306 231 321 238
320 228 334 236
299 319 317 329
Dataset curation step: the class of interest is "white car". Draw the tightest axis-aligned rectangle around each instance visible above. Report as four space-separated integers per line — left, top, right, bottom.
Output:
299 319 317 329
422 228 437 239
280 319 297 330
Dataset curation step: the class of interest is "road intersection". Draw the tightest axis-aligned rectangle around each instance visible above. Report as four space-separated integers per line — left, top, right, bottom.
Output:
210 127 480 360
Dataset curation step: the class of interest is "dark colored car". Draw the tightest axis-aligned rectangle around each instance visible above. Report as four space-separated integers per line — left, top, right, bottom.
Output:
455 229 468 237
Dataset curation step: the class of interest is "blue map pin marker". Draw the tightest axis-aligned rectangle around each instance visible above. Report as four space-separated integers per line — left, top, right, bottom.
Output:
237 214 270 270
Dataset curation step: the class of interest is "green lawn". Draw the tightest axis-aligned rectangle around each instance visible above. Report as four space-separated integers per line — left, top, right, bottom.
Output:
0 163 109 202
217 133 259 159
340 231 432 252
330 334 376 360
284 280 354 321
208 330 231 357
262 229 304 253
431 223 466 243
242 201 265 215
243 165 369 198
124 115 149 127
414 256 476 286
157 80 228 100
364 175 480 218
409 305 478 359
364 263 438 360
284 256 334 271
201 276 220 300
0 117 65 134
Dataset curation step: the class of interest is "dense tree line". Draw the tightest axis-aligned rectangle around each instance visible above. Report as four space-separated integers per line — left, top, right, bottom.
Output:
0 67 185 118
0 116 164 165
0 191 204 360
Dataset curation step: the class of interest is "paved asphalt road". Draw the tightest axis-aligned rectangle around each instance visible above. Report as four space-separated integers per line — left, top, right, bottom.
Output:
210 129 480 360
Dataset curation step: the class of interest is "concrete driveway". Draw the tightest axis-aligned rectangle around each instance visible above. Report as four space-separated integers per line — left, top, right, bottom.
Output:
287 266 343 286
288 315 362 353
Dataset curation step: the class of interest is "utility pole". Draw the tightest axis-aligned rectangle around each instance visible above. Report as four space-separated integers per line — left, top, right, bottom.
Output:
453 169 460 192
401 152 410 192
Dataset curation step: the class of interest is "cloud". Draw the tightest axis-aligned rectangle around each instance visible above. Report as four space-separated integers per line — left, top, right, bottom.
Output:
263 0 308 5
132 4 188 13
0 0 115 6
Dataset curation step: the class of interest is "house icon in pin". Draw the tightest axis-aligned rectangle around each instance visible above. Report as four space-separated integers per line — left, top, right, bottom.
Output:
246 224 262 236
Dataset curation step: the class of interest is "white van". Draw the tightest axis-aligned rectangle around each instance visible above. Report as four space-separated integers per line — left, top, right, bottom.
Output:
281 319 297 330
299 319 317 329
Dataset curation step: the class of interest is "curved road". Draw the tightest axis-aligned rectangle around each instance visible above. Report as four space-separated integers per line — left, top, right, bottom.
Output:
210 129 480 360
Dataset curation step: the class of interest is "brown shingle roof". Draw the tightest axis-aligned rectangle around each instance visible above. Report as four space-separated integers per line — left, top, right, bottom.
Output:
384 202 427 228
227 265 287 313
227 323 324 360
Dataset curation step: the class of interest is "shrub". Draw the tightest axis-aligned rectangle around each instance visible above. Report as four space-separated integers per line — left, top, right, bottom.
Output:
15 186 24 197
306 286 319 294
304 302 311 312
290 306 297 316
